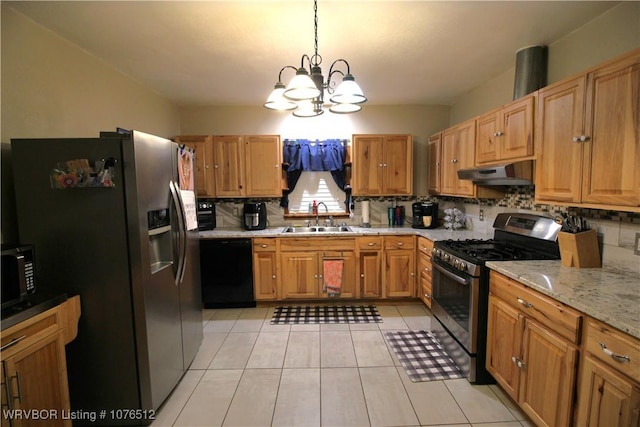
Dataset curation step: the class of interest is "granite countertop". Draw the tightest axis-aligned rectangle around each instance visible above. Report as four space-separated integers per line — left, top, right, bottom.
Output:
199 226 488 241
486 260 640 340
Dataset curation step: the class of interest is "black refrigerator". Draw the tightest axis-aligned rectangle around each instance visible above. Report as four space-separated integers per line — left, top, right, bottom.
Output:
11 130 203 426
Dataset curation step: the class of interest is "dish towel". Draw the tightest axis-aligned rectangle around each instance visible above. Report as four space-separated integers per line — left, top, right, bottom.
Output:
323 259 344 295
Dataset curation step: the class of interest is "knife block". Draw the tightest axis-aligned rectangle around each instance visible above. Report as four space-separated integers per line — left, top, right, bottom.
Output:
557 229 601 268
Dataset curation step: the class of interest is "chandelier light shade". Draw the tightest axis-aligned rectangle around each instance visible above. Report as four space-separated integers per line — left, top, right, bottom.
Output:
264 0 367 118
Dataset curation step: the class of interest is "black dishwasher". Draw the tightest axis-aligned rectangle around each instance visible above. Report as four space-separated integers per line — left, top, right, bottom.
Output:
199 238 256 308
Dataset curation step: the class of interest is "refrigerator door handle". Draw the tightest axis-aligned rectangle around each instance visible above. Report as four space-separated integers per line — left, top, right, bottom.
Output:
169 180 187 285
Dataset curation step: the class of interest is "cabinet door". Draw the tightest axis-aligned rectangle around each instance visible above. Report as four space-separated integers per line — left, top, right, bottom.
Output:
383 135 413 195
502 95 534 160
418 252 433 308
2 332 70 427
384 249 415 298
359 251 382 298
320 251 357 299
176 135 215 198
253 251 278 300
427 133 442 194
455 120 476 197
352 135 384 195
213 135 245 197
280 252 319 299
486 296 522 400
576 355 640 427
519 319 577 427
245 135 282 197
535 77 587 203
582 56 640 206
441 128 458 195
476 110 500 164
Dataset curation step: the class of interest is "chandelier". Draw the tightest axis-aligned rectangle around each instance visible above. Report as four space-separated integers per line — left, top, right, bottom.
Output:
264 0 367 117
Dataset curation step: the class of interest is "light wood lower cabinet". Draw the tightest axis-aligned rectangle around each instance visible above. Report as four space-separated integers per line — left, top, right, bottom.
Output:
1 296 81 427
357 237 383 298
253 238 278 300
278 238 356 300
576 319 640 426
486 271 580 427
417 237 434 308
383 236 416 298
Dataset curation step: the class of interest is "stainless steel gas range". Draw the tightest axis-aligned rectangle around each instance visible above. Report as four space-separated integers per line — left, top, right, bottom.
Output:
430 213 562 384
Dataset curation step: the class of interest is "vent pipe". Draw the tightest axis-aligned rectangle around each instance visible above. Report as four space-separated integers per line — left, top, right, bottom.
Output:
513 46 547 100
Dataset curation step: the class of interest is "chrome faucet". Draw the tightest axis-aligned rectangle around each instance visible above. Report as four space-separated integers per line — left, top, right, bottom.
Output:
315 202 328 225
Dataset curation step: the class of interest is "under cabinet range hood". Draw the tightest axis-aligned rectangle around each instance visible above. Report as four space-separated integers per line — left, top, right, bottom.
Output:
457 161 534 186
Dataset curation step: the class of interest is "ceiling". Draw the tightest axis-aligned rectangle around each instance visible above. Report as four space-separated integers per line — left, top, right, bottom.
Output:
7 1 618 108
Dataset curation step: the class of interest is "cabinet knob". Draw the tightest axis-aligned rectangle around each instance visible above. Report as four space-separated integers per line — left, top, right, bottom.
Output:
214 164 219 168
396 242 404 246
260 244 268 248
424 267 431 272
379 163 384 167
424 293 431 299
572 135 590 142
272 275 276 279
511 356 526 369
451 159 458 164
360 273 365 278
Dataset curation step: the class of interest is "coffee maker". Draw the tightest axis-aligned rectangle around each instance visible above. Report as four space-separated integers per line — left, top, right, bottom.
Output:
243 202 267 230
411 201 439 229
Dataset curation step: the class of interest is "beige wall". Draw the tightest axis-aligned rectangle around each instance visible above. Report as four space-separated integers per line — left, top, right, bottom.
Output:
450 1 640 124
178 104 451 196
1 5 181 141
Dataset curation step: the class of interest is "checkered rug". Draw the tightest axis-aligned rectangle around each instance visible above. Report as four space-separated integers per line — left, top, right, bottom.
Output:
270 305 382 324
384 330 464 382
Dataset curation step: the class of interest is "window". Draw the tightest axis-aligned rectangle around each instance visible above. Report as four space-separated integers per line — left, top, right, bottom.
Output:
287 171 346 214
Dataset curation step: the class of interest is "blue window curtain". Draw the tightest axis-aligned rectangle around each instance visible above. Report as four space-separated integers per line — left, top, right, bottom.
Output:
281 139 351 209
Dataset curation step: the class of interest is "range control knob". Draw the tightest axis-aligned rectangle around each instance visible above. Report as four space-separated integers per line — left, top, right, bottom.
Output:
453 259 460 269
458 262 468 272
443 254 450 262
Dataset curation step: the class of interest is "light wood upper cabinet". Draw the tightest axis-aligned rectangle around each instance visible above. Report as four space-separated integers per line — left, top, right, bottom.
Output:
441 119 476 197
476 95 535 165
244 135 282 197
213 135 246 197
352 134 413 196
536 49 640 209
427 133 442 195
175 135 215 198
203 135 282 198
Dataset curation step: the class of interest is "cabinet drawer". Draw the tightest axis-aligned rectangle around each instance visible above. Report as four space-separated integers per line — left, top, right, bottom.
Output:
418 252 433 279
421 283 432 307
490 271 581 344
280 237 355 252
1 306 61 358
384 235 414 250
585 319 640 383
253 237 277 251
417 236 434 257
357 236 383 250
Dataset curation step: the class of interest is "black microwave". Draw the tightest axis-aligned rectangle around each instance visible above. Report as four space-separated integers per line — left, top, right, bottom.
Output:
1 245 36 307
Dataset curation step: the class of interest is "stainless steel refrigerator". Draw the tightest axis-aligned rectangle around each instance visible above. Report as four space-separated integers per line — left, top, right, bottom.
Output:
10 130 203 426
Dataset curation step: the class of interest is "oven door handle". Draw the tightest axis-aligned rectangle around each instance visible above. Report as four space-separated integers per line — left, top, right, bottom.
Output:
433 262 470 286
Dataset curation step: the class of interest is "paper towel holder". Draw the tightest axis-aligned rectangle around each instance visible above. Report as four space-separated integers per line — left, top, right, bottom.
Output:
361 200 371 228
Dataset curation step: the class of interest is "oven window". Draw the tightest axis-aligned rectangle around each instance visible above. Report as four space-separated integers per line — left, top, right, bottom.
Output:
432 261 472 334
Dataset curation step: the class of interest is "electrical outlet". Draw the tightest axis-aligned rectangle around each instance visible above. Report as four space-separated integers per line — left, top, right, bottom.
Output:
233 207 239 216
479 209 484 222
635 232 640 256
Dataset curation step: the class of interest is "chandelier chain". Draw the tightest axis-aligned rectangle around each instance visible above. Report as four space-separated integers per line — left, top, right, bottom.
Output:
313 0 319 65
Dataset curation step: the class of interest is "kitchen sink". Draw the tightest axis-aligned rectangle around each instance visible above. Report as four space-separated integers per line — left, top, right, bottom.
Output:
282 225 353 233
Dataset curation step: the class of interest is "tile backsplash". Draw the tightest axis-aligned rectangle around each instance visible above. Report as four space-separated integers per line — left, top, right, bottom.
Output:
207 185 640 276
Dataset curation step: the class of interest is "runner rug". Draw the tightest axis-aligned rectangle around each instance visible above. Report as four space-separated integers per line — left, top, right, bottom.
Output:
270 305 382 325
384 330 464 382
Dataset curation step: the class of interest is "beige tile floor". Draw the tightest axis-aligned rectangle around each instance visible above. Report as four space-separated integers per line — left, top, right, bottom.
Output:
151 303 533 427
